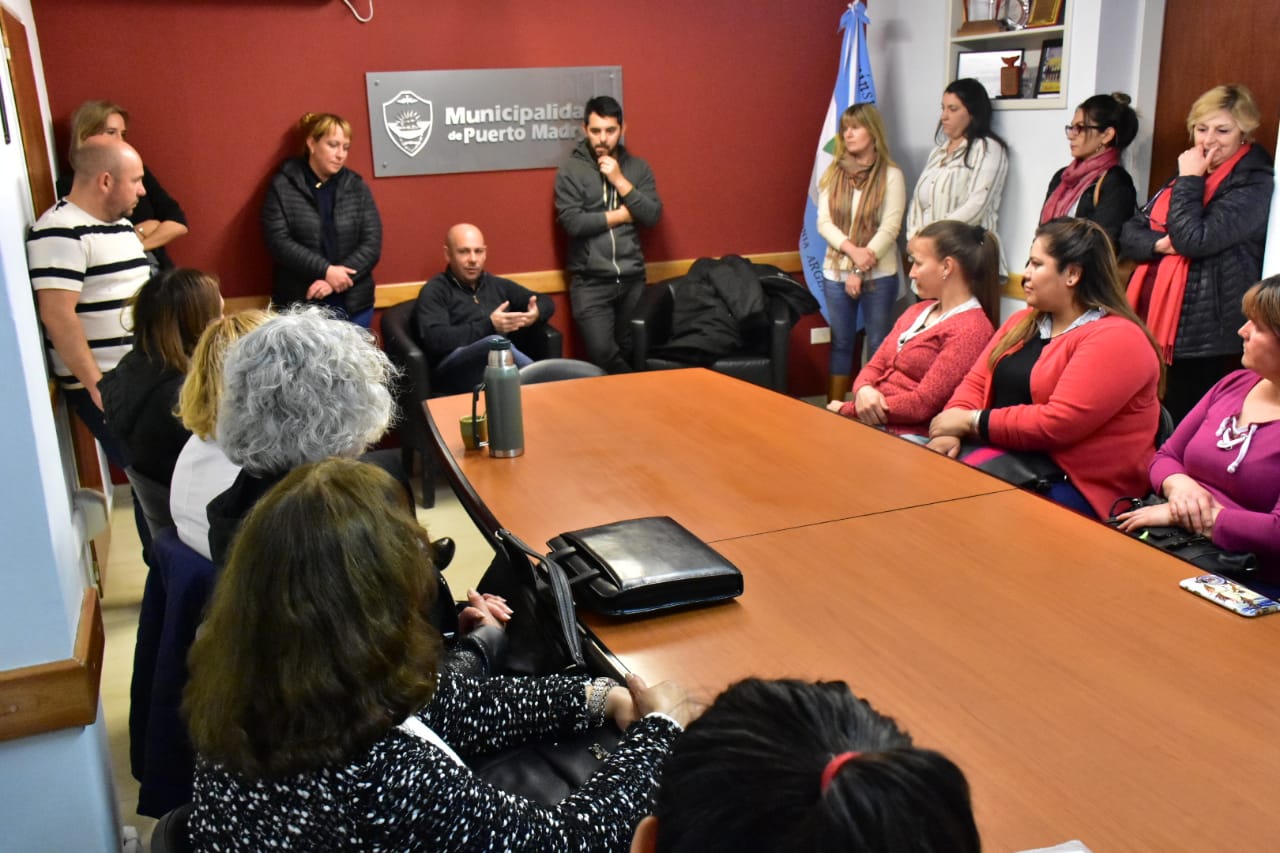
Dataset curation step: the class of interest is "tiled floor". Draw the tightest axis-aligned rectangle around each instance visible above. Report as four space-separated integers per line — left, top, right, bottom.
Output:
101 477 493 848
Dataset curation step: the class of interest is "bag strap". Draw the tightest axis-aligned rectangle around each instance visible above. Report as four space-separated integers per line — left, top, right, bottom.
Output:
1093 170 1106 208
497 528 587 670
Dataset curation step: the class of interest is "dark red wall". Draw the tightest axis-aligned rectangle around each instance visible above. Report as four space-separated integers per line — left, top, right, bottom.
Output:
35 1 845 301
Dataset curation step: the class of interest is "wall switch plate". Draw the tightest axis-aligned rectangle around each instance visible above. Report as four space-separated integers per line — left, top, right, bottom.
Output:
810 326 831 345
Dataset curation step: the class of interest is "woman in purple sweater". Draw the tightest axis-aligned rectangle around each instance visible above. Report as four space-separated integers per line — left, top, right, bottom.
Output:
1119 276 1280 573
828 220 999 436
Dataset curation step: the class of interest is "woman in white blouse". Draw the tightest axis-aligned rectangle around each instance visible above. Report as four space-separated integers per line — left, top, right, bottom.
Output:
907 79 1009 261
816 103 906 403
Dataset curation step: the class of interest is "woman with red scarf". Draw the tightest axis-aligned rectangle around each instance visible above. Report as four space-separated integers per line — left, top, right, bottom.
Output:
1041 92 1139 247
1120 84 1274 423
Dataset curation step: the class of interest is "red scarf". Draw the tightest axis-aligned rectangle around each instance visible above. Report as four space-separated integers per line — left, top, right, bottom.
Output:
1040 147 1120 223
1125 143 1253 363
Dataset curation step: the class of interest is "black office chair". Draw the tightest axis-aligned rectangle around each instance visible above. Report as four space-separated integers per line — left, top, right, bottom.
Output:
518 358 606 384
381 300 564 506
150 802 194 853
629 280 794 393
1156 404 1176 449
126 467 173 539
131 529 217 817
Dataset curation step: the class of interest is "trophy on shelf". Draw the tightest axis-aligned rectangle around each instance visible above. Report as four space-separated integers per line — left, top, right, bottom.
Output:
958 0 1029 35
958 0 1004 35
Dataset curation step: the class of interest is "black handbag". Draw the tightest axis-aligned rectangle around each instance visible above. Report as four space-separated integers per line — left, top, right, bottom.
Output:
958 444 1068 493
1107 496 1259 575
548 516 744 616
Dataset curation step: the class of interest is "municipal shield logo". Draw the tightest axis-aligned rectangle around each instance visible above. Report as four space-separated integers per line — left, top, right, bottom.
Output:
383 91 433 157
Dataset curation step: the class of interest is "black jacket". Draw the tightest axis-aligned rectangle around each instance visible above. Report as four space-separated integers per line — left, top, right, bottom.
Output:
413 270 555 364
554 139 661 281
1044 164 1137 248
100 349 189 484
260 157 382 315
1120 144 1273 359
655 256 817 363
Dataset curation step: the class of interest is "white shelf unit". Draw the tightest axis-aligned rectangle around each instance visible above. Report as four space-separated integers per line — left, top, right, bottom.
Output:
946 2 1072 110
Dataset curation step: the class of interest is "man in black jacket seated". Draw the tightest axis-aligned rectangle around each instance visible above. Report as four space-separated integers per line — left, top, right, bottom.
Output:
413 222 556 393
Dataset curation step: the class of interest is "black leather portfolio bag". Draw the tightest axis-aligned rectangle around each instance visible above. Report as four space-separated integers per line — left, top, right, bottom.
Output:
547 515 744 616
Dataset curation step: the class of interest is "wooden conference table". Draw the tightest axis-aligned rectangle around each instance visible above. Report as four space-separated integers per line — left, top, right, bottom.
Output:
427 368 1280 852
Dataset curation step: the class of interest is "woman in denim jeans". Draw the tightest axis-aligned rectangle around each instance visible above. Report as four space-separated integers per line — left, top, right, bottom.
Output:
817 103 906 404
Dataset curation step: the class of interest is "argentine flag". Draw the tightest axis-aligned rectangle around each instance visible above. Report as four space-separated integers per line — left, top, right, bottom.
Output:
800 1 878 322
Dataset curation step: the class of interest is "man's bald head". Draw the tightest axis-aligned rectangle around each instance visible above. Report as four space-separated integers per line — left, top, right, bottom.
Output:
68 138 146 221
71 137 140 184
444 223 488 286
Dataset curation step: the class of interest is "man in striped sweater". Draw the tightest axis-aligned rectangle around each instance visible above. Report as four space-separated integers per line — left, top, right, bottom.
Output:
27 138 150 465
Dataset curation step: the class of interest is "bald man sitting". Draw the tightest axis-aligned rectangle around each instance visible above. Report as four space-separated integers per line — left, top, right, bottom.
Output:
28 138 150 466
413 223 556 394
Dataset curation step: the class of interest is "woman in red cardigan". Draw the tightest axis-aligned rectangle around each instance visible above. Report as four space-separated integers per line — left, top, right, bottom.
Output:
827 220 998 436
928 218 1163 517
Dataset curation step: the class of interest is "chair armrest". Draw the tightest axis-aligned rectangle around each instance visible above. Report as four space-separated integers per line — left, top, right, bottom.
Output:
514 323 564 360
382 302 432 402
766 296 793 393
629 282 675 370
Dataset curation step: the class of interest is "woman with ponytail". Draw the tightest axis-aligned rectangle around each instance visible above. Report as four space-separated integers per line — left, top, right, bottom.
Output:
929 218 1163 518
631 677 979 853
828 220 998 436
816 103 906 403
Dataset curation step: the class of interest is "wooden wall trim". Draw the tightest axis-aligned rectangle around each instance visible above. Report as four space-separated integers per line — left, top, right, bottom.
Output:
225 251 803 315
0 589 104 742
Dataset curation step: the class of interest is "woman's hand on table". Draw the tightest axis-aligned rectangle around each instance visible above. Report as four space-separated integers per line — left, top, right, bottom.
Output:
929 407 976 439
926 435 962 458
853 385 889 426
1163 474 1222 535
1115 501 1174 532
625 673 701 729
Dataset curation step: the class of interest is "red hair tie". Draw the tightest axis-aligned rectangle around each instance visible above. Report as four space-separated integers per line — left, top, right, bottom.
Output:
820 751 861 792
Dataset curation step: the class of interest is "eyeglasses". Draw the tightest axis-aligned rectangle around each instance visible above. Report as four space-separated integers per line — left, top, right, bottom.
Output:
1064 123 1103 137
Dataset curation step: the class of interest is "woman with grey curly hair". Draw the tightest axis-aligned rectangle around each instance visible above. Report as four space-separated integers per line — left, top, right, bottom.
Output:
206 306 397 563
217 305 395 474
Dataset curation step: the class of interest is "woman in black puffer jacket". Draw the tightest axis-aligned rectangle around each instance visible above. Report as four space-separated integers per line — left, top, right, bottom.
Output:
261 112 382 327
1121 84 1274 423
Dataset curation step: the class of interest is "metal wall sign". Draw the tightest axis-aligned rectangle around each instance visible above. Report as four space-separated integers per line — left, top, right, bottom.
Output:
365 66 622 177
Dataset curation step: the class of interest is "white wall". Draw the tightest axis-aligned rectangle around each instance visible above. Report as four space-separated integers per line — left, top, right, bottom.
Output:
0 1 123 848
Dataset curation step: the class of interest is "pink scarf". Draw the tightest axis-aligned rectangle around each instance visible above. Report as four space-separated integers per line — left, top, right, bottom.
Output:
1040 147 1120 223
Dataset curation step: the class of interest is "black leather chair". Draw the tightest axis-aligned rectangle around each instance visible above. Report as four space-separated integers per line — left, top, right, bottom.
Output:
381 300 563 506
518 358 606 384
629 281 793 392
150 802 194 853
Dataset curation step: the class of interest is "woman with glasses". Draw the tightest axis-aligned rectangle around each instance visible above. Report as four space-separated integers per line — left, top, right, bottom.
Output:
1120 84 1274 423
1041 93 1139 247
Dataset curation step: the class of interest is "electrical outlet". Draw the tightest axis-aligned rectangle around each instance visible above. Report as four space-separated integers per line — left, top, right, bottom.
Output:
810 326 832 345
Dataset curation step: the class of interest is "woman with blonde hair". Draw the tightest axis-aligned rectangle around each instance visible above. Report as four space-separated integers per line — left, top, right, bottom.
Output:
817 103 906 402
168 309 273 560
61 99 188 269
261 112 383 326
1121 84 1274 422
